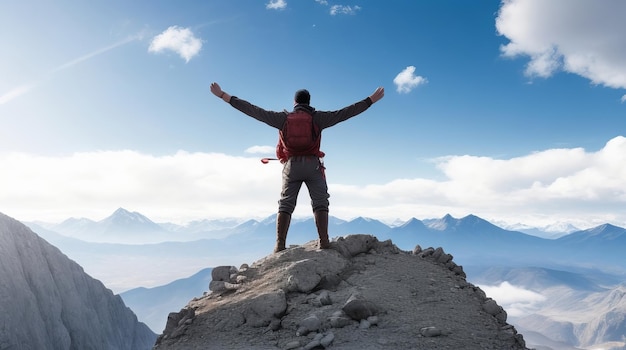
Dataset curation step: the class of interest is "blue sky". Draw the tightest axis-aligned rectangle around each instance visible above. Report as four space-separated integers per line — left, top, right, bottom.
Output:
1 0 626 230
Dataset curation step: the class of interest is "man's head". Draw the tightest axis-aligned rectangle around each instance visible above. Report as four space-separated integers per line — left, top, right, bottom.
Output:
294 89 310 105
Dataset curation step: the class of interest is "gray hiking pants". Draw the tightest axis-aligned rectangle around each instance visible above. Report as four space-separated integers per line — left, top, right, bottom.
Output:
278 156 329 214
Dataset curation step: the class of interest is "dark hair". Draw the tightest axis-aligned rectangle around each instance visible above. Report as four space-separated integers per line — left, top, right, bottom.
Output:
294 89 310 105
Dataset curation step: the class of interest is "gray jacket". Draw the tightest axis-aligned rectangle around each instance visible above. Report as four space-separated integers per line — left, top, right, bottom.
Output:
229 96 374 130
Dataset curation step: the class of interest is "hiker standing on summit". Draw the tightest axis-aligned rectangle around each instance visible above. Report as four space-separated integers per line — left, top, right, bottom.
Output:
210 82 384 253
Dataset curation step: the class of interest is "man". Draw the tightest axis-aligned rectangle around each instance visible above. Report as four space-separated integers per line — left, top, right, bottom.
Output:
210 82 384 252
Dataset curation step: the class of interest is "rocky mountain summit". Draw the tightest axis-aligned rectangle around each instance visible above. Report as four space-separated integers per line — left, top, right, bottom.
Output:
0 212 156 350
154 235 528 349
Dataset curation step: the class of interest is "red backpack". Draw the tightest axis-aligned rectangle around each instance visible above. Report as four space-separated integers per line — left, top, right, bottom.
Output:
276 110 324 162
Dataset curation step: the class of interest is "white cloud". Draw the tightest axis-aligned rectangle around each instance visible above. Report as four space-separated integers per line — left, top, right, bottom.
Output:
0 150 280 223
621 95 626 103
245 145 275 154
328 136 626 228
3 136 626 228
478 282 546 317
496 0 626 89
393 66 427 94
149 26 202 63
266 0 287 10
265 1 358 15
330 5 361 16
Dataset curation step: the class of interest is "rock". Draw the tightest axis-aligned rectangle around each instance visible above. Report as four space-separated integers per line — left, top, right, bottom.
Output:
432 247 444 260
211 265 238 282
303 338 321 350
208 280 240 293
334 234 378 258
483 298 503 316
420 326 442 337
301 333 325 349
209 265 243 294
474 286 487 299
418 247 435 258
446 261 466 277
284 340 300 349
342 294 380 321
413 244 423 254
162 307 195 339
286 260 322 293
282 251 349 294
329 315 353 328
318 274 343 291
268 318 281 331
483 298 508 323
296 315 321 336
320 332 335 347
236 275 247 283
317 290 332 306
367 316 379 325
244 290 287 327
436 252 453 264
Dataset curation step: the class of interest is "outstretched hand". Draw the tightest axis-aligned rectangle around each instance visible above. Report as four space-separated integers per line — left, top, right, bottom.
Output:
369 87 385 104
210 82 224 98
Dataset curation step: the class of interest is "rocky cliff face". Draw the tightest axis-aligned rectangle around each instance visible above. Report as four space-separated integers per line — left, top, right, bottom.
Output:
155 234 528 350
0 212 156 350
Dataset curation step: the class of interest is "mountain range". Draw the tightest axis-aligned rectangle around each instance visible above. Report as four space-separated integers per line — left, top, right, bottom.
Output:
31 207 580 244
23 208 626 349
27 208 626 291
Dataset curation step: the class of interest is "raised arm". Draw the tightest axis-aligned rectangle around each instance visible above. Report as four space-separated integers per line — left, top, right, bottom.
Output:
315 86 385 129
210 82 287 129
